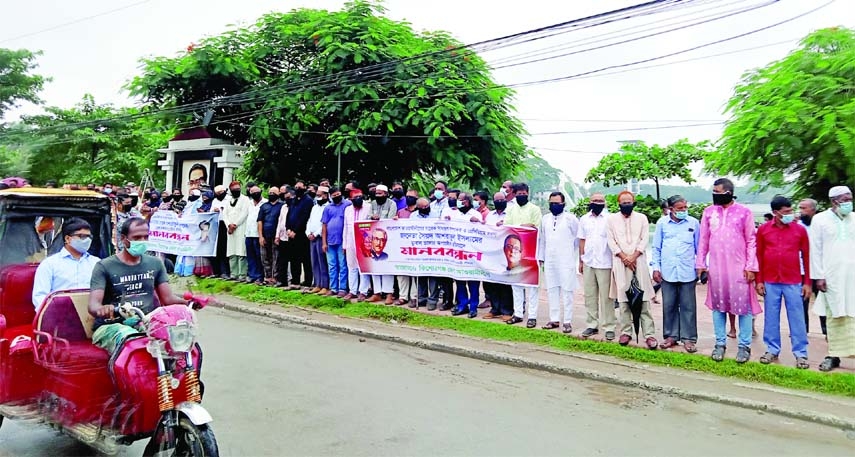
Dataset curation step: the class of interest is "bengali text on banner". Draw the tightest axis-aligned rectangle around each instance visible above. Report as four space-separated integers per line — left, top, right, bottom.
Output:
148 210 220 257
354 219 539 286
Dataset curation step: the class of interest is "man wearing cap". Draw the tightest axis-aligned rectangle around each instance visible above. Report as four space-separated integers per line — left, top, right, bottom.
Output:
367 184 397 304
811 185 855 372
306 186 331 294
343 188 369 301
222 181 251 281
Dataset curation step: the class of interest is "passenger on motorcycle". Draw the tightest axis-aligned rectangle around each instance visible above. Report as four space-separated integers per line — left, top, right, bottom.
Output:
88 217 188 354
32 217 101 310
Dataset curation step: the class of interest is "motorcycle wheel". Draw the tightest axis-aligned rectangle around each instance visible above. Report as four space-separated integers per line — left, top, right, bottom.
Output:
142 418 219 457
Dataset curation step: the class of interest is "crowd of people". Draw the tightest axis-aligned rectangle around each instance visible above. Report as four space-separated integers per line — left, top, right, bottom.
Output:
17 174 854 372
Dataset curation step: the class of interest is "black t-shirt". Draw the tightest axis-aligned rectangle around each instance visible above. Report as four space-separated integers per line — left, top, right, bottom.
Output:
90 255 169 328
256 201 283 239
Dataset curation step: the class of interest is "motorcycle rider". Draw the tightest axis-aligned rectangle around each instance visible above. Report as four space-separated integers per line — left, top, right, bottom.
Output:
88 217 188 354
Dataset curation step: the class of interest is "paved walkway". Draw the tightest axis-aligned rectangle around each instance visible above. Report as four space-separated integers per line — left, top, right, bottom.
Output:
404 279 850 373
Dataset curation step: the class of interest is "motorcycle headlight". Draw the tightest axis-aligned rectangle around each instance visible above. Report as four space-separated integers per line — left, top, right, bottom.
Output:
167 322 196 353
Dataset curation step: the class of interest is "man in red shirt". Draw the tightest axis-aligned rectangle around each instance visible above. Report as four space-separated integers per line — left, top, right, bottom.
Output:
756 196 811 369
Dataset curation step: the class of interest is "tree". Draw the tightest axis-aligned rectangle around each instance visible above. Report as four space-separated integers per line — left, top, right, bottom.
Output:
4 95 170 187
709 27 855 199
513 154 562 196
127 0 530 189
0 48 46 119
584 138 711 201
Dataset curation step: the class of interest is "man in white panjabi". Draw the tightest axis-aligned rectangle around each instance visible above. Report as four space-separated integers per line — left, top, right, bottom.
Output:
221 181 251 281
536 191 579 334
810 185 855 372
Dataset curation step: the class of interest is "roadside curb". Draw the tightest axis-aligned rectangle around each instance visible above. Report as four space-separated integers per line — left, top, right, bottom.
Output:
213 301 855 431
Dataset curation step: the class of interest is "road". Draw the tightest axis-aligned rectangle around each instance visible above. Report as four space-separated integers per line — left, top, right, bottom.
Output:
1 307 853 456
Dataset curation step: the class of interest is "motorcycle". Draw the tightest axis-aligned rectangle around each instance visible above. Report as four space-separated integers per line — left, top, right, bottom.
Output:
0 288 220 456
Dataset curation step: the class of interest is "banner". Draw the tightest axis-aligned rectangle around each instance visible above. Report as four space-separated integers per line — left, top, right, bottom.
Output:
354 219 539 286
148 210 220 256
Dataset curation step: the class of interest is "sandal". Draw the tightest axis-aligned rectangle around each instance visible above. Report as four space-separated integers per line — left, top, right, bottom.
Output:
526 319 537 329
727 330 736 339
819 356 841 372
542 322 560 330
759 352 778 364
711 345 726 362
683 341 697 353
659 337 677 349
562 323 573 334
795 357 809 370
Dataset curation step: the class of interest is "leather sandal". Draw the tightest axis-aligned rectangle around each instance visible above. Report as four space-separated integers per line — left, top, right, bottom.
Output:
759 352 778 364
683 341 697 353
659 337 677 349
542 322 560 330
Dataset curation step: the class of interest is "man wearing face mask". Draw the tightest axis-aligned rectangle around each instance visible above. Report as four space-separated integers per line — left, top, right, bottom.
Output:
391 181 407 212
343 189 370 302
257 187 283 285
578 192 615 339
393 189 419 306
285 181 315 290
537 192 579 334
88 218 188 355
32 218 101 310
697 178 760 364
367 184 398 304
482 192 514 321
186 188 203 213
430 181 450 219
208 185 230 279
755 196 811 369
115 193 141 251
449 193 482 318
222 181 251 281
651 195 700 352
607 191 658 349
306 186 331 294
322 187 351 297
413 197 442 309
811 185 855 372
797 198 822 335
504 183 542 328
244 186 265 284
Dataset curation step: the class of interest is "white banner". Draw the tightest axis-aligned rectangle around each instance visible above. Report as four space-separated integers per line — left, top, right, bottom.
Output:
148 210 220 256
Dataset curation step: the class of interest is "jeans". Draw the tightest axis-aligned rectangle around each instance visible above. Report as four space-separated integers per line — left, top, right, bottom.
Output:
326 244 347 293
660 280 698 343
454 280 480 312
713 310 752 348
484 282 514 316
310 238 329 289
764 283 809 358
288 233 312 286
245 238 262 282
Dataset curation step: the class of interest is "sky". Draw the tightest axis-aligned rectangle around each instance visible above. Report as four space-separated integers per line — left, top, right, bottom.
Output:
2 0 853 186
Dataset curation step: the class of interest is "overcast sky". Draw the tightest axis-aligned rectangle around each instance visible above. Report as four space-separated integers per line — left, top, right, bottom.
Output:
2 0 852 185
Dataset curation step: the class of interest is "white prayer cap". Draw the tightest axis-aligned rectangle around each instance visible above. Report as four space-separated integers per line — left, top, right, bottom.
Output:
318 185 330 193
829 186 852 198
191 188 202 196
375 184 389 192
214 185 226 193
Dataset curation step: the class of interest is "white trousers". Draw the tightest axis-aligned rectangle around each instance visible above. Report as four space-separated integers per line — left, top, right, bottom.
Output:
546 286 574 324
346 256 369 295
372 274 395 294
512 285 539 319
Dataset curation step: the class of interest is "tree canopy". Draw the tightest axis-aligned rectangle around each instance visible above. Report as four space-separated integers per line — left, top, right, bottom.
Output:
128 0 530 189
709 27 855 199
584 138 711 201
0 48 46 120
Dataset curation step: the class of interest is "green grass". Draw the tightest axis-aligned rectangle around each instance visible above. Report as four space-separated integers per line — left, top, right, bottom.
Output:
196 278 855 398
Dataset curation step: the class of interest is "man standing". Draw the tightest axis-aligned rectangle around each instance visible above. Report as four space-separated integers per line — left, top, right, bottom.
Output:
755 196 811 368
115 193 141 250
451 193 482 318
391 181 407 212
504 183 542 328
322 187 350 297
607 191 658 349
257 187 283 285
343 189 370 302
651 195 699 352
413 198 442 309
307 186 330 294
367 184 397 304
222 182 250 281
395 189 419 307
483 191 514 321
810 186 855 372
285 181 314 289
32 218 100 310
244 186 264 284
578 193 615 340
697 178 760 364
537 192 579 333
798 198 822 335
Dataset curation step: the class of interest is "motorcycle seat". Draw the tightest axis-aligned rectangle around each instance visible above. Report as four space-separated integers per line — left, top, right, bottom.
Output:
33 290 107 367
0 263 38 336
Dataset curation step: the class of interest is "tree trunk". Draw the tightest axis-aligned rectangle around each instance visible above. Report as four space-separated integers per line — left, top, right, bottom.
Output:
654 178 660 201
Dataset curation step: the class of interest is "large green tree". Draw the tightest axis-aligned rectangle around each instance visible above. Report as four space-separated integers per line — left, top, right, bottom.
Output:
513 154 563 196
127 0 530 188
6 95 170 186
0 48 46 120
584 138 712 201
709 27 855 199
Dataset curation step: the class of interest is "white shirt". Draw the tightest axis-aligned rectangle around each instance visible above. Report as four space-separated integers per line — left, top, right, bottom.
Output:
485 210 507 226
306 202 328 237
245 200 263 237
430 197 450 220
451 208 480 223
578 211 613 269
32 247 100 309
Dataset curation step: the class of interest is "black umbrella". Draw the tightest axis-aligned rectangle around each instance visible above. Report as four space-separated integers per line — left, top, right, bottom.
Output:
626 273 644 342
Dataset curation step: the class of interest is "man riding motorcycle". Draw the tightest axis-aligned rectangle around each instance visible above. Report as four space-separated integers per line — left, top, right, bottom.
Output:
88 216 189 354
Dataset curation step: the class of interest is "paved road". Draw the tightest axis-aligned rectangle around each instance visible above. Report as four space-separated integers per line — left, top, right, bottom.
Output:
1 308 853 456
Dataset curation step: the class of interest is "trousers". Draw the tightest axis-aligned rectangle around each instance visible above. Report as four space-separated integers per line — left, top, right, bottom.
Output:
714 310 753 347
310 238 329 289
245 238 262 282
372 275 394 294
764 283 808 358
546 286 574 324
454 281 480 311
618 300 655 339
228 255 247 280
288 233 312 286
660 280 698 342
484 283 514 316
326 244 347 293
583 265 615 332
512 285 538 320
397 276 416 301
260 236 278 280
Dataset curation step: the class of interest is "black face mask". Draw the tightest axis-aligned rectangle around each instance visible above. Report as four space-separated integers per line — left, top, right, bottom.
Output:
130 196 139 207
368 191 376 201
173 194 183 201
418 207 430 216
295 188 306 198
250 192 262 202
588 202 605 215
494 201 507 212
315 198 327 206
188 195 200 202
279 193 287 201
375 195 388 205
150 196 160 203
230 189 241 198
405 196 417 207
712 193 734 206
515 195 528 206
121 204 133 213
143 192 151 200
285 198 294 207
448 198 458 209
215 192 226 201
549 203 565 216
800 214 812 226
352 196 364 208
332 196 343 204
268 195 279 203
162 195 173 203
307 191 317 200
392 190 404 199
459 205 471 214
619 203 635 216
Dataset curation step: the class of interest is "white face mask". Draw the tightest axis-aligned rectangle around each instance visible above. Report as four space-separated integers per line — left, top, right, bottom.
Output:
69 236 92 254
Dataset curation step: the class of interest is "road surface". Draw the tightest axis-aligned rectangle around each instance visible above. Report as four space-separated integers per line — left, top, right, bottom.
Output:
1 307 853 456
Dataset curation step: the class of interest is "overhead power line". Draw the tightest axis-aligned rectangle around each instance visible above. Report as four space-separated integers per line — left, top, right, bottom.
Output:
0 0 152 44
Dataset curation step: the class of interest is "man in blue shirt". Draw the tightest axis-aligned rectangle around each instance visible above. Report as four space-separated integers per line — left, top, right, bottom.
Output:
322 187 351 297
651 195 701 353
257 187 283 284
32 217 101 310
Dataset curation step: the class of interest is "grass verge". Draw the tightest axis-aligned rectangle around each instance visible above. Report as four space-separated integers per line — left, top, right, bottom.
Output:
196 278 855 398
